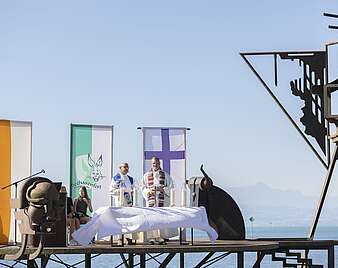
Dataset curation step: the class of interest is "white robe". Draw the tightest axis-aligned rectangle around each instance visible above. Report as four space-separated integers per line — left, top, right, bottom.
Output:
109 173 135 240
140 169 173 207
109 173 133 207
140 169 177 239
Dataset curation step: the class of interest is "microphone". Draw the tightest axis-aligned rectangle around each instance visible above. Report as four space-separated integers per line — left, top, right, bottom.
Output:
1 169 47 190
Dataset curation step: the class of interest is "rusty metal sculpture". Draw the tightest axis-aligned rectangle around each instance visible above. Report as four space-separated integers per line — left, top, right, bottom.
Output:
4 177 65 261
188 165 246 240
279 52 327 153
240 17 338 239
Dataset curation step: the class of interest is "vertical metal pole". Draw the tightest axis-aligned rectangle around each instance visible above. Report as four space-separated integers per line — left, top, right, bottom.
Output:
274 54 278 86
325 44 331 167
70 124 74 199
302 250 309 268
183 128 188 242
309 145 338 239
180 253 185 268
140 253 146 268
110 125 114 210
191 228 194 246
141 127 146 177
237 252 244 268
140 127 147 242
328 243 335 268
14 183 17 245
85 253 91 268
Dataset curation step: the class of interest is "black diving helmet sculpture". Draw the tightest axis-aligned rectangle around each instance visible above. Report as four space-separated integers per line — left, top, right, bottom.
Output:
5 177 66 261
188 165 245 240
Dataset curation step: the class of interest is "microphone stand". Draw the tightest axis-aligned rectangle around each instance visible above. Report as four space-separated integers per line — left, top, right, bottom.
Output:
1 169 46 244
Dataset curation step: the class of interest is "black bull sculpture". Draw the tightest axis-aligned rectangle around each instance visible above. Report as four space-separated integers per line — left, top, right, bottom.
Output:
188 165 246 240
5 177 66 261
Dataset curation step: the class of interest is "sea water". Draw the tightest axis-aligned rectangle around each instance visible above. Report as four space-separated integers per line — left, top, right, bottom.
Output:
2 226 338 267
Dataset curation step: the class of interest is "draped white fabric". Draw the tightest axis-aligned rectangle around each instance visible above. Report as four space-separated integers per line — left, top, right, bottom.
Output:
72 206 218 245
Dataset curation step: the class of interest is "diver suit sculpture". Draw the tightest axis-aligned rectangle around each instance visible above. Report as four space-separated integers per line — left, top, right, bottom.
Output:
5 177 65 261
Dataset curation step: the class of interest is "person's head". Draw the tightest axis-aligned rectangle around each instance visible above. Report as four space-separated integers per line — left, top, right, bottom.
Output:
119 162 129 175
79 186 89 199
151 157 161 171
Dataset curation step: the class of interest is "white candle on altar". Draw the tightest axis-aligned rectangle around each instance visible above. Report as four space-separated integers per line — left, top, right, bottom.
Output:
170 188 176 206
133 188 137 207
181 186 187 207
119 187 124 206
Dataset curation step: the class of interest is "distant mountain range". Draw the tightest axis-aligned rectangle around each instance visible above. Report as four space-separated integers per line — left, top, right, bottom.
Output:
220 183 338 227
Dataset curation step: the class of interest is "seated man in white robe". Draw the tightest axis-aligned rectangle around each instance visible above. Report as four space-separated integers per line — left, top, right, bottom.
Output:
140 157 178 244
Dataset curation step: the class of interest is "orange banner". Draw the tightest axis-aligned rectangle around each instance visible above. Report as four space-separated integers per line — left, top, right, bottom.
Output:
0 120 11 244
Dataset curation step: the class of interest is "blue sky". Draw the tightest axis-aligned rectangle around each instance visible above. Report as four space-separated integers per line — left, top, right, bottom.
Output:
1 0 338 199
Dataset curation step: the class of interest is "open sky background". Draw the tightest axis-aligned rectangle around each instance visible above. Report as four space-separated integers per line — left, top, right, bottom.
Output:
1 0 338 201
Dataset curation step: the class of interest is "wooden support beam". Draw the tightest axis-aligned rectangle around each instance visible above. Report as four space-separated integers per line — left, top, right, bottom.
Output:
253 252 265 268
120 254 130 268
309 145 338 239
180 253 184 268
27 260 35 268
128 253 134 267
237 252 244 268
85 253 91 268
140 253 146 268
328 243 335 268
41 255 50 268
159 253 176 268
194 252 215 268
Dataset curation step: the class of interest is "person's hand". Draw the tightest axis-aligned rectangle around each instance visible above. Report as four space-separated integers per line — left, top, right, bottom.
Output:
83 198 89 205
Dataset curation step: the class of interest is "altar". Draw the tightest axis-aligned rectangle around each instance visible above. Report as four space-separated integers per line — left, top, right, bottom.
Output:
72 206 217 245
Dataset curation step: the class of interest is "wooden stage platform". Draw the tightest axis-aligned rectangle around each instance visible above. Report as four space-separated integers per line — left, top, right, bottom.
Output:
0 239 337 267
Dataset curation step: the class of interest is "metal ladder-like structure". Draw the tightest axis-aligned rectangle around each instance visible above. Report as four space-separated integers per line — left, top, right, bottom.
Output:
271 250 323 268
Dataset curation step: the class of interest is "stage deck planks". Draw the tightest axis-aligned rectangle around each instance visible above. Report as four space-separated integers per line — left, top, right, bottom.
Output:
0 240 279 256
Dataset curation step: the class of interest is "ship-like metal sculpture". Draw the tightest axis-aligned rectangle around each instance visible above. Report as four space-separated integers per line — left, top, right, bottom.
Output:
240 13 338 239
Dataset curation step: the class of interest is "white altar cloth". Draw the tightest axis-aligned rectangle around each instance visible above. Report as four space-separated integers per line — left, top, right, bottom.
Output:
72 206 218 245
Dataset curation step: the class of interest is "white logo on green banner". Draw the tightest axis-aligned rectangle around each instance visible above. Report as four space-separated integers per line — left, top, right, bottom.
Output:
70 125 113 212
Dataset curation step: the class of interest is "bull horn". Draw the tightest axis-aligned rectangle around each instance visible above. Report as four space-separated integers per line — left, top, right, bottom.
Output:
200 164 210 179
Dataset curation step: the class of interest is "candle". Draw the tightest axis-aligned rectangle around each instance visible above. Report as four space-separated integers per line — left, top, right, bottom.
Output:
170 188 176 206
133 188 137 207
181 186 187 207
119 187 124 206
